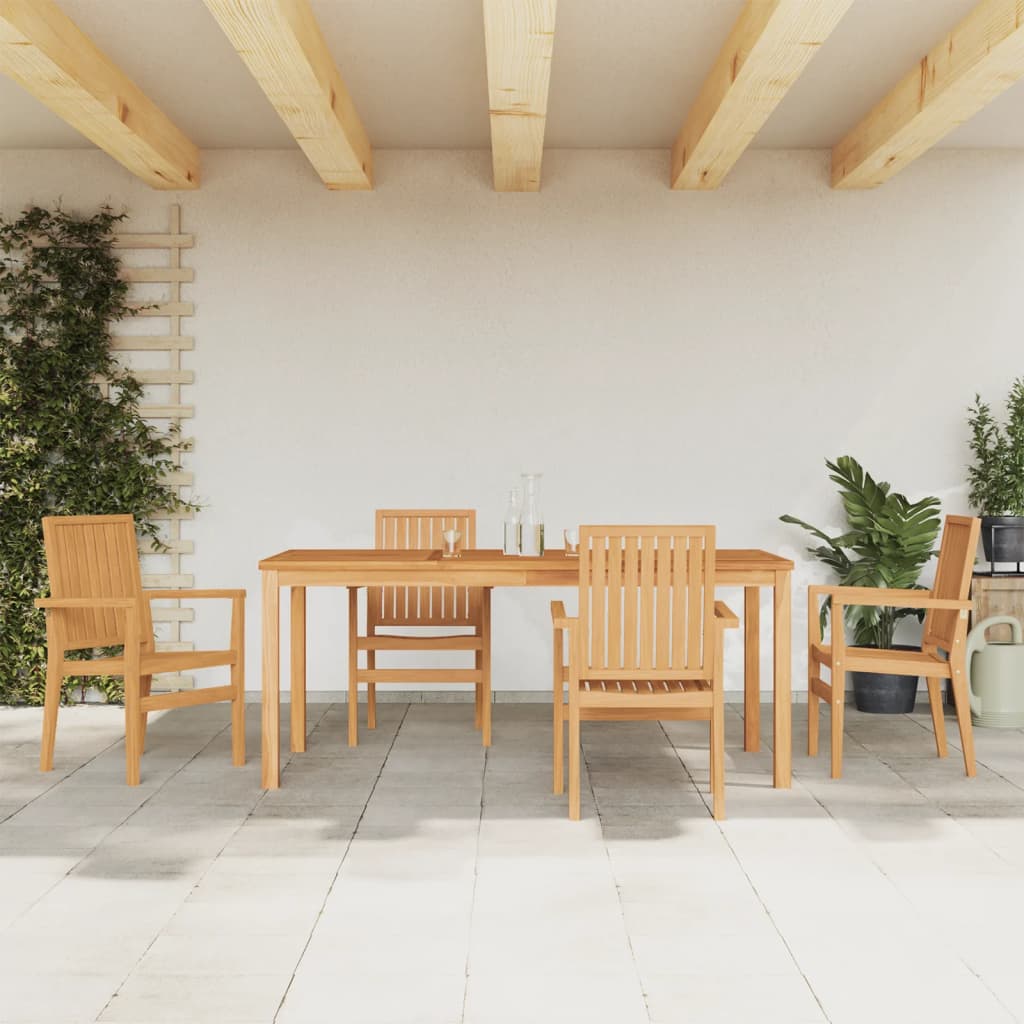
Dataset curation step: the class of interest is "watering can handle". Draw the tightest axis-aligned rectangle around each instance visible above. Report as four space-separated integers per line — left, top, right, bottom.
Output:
966 616 1024 716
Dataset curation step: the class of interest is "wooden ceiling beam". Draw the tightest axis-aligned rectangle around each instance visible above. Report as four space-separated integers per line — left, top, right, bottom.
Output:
833 0 1024 189
203 0 371 190
0 0 199 189
482 0 557 192
671 0 853 190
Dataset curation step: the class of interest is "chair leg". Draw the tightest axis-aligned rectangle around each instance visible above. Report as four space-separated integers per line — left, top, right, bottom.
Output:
481 678 492 747
474 632 483 729
367 677 376 731
711 697 725 821
124 670 143 787
553 624 565 793
230 673 246 769
231 592 246 765
949 654 976 777
830 670 845 780
568 705 581 821
39 654 62 772
925 677 948 759
708 715 716 787
348 679 359 748
807 667 820 758
139 674 152 755
366 623 376 730
553 691 564 795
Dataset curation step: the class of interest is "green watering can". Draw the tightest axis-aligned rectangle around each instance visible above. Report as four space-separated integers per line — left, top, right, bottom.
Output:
967 616 1024 728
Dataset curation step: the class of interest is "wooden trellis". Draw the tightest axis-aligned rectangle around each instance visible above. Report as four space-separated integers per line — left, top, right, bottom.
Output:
110 204 195 688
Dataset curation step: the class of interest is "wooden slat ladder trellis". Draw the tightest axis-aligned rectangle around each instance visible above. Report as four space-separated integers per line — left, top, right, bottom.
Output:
109 204 195 690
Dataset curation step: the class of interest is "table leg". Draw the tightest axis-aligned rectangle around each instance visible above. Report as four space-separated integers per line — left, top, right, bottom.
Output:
290 586 306 753
348 587 358 747
481 588 492 747
773 569 792 788
261 570 281 789
744 587 760 752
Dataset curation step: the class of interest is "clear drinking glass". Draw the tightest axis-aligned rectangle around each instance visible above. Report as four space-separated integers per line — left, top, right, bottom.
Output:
563 528 579 556
441 528 461 558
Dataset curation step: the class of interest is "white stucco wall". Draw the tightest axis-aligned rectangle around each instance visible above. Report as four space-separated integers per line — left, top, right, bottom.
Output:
1 148 1019 695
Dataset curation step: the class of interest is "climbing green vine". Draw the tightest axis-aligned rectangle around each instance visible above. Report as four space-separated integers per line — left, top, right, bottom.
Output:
0 206 195 705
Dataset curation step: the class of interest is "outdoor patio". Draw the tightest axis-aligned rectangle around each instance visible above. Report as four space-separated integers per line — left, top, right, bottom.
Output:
6 1 1024 1022
3 700 1024 1024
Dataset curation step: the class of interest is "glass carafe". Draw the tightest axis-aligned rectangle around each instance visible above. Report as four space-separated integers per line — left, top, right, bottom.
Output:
520 473 544 556
503 488 522 556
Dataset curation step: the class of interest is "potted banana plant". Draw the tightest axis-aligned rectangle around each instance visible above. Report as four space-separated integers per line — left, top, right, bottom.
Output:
968 378 1024 566
781 457 941 713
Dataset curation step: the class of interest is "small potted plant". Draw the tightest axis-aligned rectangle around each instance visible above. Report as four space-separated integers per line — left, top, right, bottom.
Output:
782 457 941 713
967 378 1024 565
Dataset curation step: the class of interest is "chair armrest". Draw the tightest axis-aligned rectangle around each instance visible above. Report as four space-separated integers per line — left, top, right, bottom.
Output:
822 586 970 611
144 589 246 600
35 597 135 609
551 601 572 629
714 601 740 629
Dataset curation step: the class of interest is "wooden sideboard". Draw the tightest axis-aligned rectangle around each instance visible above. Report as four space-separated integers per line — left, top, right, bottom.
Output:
972 574 1024 642
942 575 1024 708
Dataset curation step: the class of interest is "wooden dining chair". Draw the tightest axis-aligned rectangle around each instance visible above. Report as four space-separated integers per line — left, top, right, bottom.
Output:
348 509 492 747
808 514 981 779
551 526 739 820
35 514 245 785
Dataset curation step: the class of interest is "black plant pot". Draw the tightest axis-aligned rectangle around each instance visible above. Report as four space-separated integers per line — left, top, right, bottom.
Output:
851 644 918 714
981 516 1024 564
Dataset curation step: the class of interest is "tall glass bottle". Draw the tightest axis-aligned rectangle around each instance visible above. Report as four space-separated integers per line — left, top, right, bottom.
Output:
520 473 544 556
503 488 522 556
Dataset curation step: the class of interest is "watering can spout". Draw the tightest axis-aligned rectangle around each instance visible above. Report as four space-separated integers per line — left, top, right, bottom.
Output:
967 616 1024 725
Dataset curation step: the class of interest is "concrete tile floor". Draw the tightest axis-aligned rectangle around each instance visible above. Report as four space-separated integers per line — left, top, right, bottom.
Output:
1 700 1023 1022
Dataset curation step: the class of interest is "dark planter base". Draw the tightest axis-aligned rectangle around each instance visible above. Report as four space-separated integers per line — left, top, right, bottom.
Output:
851 644 918 714
981 516 1024 565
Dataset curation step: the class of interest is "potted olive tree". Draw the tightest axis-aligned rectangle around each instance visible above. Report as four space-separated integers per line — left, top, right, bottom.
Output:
782 457 941 713
968 378 1024 565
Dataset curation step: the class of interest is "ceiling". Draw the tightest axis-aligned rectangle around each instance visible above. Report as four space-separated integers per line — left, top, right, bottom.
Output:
1 0 1020 152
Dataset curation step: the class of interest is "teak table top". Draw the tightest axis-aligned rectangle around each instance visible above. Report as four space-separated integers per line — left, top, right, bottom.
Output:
258 548 794 587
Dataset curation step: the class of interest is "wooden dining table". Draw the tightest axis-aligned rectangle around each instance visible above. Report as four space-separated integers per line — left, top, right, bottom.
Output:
258 548 794 790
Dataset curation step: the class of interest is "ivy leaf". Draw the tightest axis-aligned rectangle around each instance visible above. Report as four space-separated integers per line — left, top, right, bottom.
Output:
0 205 199 706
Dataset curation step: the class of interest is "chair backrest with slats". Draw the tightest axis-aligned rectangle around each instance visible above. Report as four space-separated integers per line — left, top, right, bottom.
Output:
922 514 981 652
41 515 153 652
369 510 479 628
577 526 716 679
